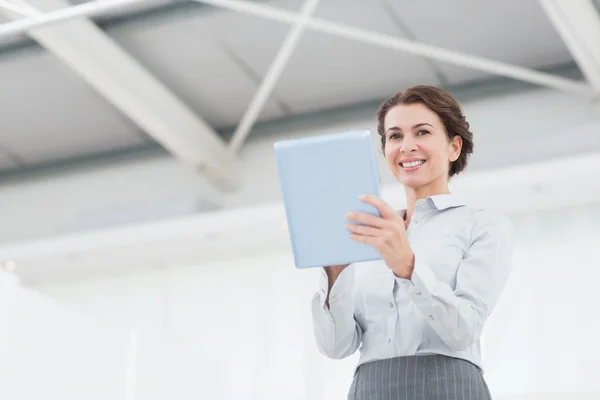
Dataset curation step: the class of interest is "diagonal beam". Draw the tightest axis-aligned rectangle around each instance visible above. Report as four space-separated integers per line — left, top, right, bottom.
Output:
538 0 600 91
227 0 321 154
0 0 35 16
0 0 148 37
0 0 595 100
194 0 596 98
0 0 236 192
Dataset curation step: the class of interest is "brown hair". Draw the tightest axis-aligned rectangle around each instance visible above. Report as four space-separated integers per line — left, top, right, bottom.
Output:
376 85 474 177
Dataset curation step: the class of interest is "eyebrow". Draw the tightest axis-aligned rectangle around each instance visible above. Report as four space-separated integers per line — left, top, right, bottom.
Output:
386 123 434 133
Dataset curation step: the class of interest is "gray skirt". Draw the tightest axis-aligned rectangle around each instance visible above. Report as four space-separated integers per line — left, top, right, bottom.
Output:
348 354 492 400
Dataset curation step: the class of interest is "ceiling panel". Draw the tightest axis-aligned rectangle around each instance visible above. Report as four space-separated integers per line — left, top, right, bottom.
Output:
0 13 31 49
386 0 574 84
103 7 289 129
68 0 172 8
275 31 441 113
260 0 306 11
206 0 445 114
0 150 17 171
266 6 443 113
313 0 419 36
278 42 439 113
0 46 149 165
216 0 442 113
213 0 434 72
203 10 294 78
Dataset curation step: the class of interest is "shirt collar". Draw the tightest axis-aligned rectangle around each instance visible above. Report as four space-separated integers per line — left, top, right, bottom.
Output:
400 194 465 219
425 193 466 210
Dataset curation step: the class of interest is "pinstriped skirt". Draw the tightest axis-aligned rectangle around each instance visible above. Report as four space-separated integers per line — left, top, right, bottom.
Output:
348 354 492 400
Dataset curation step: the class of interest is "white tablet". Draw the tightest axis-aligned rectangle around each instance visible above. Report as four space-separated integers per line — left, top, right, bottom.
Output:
273 129 383 269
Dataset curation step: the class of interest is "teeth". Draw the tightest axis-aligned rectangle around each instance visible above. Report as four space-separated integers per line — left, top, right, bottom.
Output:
402 160 425 168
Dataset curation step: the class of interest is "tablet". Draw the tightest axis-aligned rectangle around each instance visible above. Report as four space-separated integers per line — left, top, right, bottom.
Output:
274 129 383 269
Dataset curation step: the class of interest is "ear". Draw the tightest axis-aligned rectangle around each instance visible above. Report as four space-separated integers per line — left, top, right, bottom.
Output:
449 135 462 162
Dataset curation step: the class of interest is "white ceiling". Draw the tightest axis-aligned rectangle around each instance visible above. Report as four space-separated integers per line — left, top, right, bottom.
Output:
0 148 17 169
104 5 290 126
0 46 150 166
0 0 594 174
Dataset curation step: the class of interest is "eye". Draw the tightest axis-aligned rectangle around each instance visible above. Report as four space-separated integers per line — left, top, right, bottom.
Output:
417 129 430 135
388 133 402 140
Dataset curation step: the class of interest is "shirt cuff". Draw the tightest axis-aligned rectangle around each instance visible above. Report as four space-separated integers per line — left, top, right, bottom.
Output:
318 264 355 307
407 256 437 305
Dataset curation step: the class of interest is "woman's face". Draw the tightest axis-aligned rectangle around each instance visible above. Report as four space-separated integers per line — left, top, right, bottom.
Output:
383 103 462 191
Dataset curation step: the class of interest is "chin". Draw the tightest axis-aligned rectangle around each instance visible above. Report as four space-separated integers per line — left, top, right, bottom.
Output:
399 178 429 190
396 173 430 189
396 167 448 192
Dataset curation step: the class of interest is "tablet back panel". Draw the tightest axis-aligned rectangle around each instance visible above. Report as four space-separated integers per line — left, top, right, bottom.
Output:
274 129 383 269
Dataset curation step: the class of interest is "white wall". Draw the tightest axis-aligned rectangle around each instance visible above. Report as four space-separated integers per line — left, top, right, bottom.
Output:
0 270 130 399
30 202 600 399
0 156 222 243
1 87 600 244
33 253 317 400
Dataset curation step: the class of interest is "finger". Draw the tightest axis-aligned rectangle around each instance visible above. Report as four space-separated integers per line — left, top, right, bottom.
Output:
359 194 399 220
349 234 384 248
346 223 381 236
345 211 391 229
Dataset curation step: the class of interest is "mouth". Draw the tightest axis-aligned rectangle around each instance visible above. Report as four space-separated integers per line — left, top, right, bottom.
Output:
399 159 426 171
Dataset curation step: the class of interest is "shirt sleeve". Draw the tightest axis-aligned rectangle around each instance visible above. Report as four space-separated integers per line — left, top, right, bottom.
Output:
406 209 514 350
311 264 363 359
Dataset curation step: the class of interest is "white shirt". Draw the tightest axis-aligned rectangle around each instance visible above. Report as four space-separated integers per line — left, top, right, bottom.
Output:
310 194 513 372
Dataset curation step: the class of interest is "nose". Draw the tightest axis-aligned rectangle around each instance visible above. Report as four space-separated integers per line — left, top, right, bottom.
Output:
400 135 417 153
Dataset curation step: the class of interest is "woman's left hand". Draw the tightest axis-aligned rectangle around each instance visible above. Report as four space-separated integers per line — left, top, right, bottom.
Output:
345 194 415 279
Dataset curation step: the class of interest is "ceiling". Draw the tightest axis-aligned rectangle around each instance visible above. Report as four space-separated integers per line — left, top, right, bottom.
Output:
0 0 595 176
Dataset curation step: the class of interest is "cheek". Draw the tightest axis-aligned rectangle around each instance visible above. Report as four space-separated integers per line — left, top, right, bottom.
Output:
384 143 397 160
427 148 453 173
423 143 447 162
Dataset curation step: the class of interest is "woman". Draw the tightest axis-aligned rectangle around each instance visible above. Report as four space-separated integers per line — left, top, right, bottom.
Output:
311 86 513 399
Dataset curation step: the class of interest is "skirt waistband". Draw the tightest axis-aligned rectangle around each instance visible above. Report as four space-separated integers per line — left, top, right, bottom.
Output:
348 354 491 400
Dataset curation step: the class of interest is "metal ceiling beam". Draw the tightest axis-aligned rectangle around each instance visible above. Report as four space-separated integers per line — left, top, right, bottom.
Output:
0 0 148 37
0 0 236 192
0 0 595 100
538 0 600 92
193 0 597 99
0 0 593 99
0 0 35 16
227 0 321 154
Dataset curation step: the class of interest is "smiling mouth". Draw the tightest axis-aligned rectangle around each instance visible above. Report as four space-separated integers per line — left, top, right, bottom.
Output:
400 160 426 168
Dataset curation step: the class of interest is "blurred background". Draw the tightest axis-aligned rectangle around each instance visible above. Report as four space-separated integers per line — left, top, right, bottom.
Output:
1 0 600 399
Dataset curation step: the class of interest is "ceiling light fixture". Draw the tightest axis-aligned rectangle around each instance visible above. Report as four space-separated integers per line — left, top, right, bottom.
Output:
4 260 17 272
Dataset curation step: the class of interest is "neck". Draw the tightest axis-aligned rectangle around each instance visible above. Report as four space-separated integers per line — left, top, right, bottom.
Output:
404 177 450 222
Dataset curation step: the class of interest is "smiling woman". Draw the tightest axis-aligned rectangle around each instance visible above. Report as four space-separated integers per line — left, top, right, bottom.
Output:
311 86 513 400
377 86 474 192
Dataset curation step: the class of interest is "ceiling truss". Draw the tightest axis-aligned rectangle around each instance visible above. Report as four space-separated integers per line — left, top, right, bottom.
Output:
0 0 598 167
538 0 600 92
0 0 236 197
